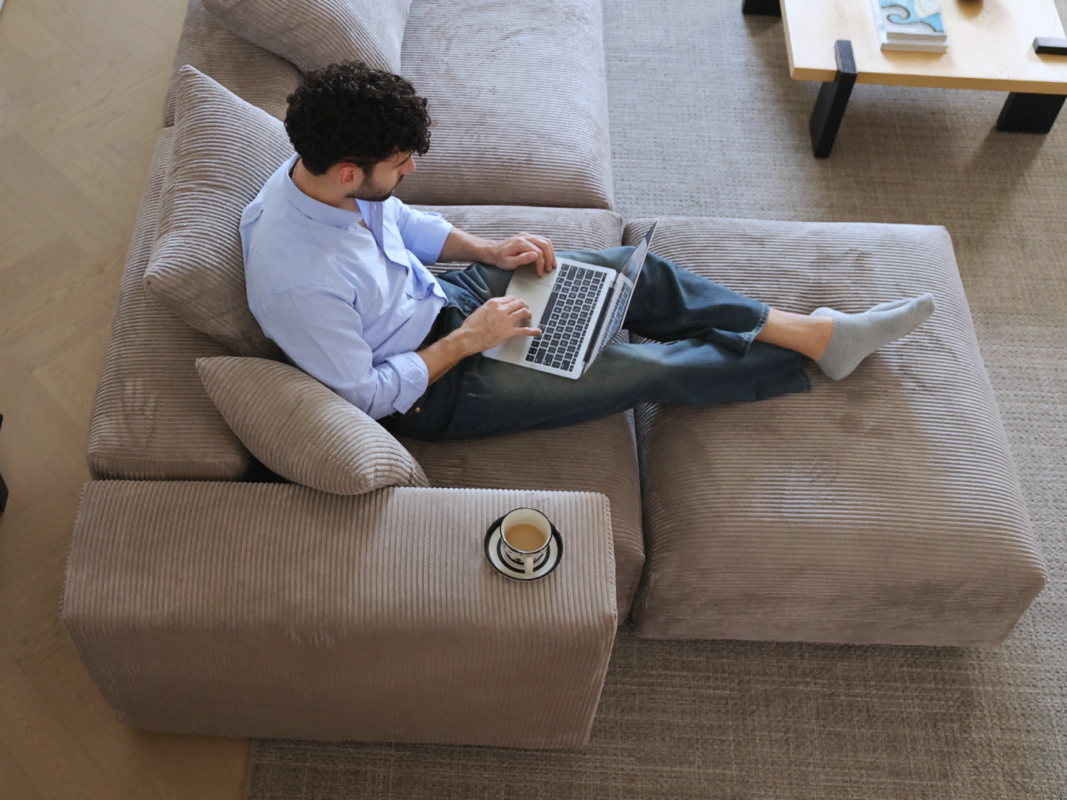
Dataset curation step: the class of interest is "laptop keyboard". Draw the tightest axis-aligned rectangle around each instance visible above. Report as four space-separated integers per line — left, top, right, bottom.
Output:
525 263 607 372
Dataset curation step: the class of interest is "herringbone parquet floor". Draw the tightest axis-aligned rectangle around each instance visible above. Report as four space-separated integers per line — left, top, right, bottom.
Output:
0 0 249 797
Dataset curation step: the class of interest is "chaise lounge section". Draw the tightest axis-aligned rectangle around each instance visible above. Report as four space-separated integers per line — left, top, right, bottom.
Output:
624 217 1048 647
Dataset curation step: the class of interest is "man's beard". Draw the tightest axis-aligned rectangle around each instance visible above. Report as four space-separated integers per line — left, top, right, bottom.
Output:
348 174 403 203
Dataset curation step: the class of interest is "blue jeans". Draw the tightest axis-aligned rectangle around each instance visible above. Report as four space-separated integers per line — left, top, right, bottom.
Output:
381 247 811 441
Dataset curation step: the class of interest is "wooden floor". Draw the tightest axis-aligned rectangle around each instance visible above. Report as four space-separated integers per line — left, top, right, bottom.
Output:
0 0 250 797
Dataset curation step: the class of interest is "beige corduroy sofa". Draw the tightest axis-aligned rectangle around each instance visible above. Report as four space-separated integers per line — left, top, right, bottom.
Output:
60 0 1048 751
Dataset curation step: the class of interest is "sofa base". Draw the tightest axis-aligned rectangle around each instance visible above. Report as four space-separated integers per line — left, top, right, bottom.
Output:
62 482 617 749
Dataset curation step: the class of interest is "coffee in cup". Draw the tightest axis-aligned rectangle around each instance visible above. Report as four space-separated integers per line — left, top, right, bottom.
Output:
499 508 554 576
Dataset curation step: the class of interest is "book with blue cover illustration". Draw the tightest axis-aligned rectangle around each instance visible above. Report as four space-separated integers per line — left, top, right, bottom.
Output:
870 0 949 52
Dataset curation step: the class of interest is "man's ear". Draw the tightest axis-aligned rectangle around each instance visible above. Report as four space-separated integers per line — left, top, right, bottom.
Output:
334 162 364 190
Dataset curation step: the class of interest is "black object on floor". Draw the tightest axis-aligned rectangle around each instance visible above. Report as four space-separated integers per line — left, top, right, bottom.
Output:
0 414 7 513
741 0 781 17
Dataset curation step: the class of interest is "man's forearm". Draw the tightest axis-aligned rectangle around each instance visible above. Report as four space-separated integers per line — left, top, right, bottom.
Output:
438 227 496 265
416 328 475 386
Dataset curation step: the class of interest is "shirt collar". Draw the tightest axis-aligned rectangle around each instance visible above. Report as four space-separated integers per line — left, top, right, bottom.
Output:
283 155 368 230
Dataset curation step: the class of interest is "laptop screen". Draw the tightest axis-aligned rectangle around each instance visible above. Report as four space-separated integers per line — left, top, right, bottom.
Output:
582 221 657 368
620 234 650 287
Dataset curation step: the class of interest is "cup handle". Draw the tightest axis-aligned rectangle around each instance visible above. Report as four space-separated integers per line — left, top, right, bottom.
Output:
524 555 535 576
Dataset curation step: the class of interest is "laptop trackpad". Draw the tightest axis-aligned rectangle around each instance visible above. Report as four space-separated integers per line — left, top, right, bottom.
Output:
482 266 553 360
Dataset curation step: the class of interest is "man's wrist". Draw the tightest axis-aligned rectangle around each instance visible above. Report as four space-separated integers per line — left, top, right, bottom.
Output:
439 326 477 360
475 238 500 267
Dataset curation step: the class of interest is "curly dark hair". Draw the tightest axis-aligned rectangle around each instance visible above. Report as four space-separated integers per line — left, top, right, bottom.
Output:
284 61 432 176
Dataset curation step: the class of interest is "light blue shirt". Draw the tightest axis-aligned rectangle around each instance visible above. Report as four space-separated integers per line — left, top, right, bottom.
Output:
242 154 453 419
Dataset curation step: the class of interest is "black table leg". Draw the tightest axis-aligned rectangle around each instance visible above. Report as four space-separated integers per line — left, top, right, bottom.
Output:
742 0 781 16
996 92 1066 134
809 40 857 158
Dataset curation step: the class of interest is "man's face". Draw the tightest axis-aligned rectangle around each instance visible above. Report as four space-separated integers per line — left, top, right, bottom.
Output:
345 151 416 202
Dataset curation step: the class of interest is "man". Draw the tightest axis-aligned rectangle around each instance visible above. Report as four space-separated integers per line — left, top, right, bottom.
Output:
242 62 934 441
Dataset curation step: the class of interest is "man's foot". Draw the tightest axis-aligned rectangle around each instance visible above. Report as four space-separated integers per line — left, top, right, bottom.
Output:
811 294 936 380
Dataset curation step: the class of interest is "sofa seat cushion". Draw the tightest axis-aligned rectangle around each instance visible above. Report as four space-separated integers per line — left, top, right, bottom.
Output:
88 128 253 481
396 205 643 623
627 216 1047 647
145 66 292 359
163 0 302 127
198 356 430 494
203 0 412 75
396 0 613 210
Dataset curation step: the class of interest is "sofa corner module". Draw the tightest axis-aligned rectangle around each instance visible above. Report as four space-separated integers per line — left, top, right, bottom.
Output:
63 481 617 748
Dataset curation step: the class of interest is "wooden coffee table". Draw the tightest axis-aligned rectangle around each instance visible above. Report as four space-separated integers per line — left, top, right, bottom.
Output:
743 0 1067 156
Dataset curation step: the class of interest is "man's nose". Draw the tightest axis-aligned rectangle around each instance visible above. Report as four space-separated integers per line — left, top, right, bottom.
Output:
404 158 417 175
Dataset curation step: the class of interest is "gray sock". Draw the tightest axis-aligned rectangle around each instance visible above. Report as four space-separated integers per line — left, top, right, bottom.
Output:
811 293 936 380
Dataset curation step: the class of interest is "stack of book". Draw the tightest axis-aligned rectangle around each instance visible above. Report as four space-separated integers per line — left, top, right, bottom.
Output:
870 0 949 52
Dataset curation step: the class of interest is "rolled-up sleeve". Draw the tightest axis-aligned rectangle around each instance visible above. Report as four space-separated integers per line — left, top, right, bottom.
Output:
394 200 453 265
259 286 429 419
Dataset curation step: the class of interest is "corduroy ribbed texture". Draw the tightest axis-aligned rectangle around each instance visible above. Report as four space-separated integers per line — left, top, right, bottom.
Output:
395 0 614 209
61 481 617 749
413 204 624 255
203 0 411 74
162 0 302 127
87 127 252 481
197 356 430 494
145 66 292 358
624 217 1047 646
397 205 643 621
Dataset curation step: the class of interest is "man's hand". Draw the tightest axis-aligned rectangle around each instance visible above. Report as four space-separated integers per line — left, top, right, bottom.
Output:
488 232 557 276
416 296 542 386
439 227 557 276
458 295 542 352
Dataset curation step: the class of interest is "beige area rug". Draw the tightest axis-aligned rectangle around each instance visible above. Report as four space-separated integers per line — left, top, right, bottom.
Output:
246 1 1067 797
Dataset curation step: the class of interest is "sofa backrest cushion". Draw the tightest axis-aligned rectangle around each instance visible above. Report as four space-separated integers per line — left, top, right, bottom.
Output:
197 356 430 494
144 66 292 359
163 0 303 128
202 0 412 74
395 0 613 209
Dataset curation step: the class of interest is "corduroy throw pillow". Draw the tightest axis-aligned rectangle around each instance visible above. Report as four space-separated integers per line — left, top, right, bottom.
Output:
197 356 430 494
202 0 412 74
144 66 292 359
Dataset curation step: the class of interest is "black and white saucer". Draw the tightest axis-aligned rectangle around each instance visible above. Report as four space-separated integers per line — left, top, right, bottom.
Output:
484 516 563 581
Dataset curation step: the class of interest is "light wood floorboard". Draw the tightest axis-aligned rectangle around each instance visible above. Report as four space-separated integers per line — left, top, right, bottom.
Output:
0 0 250 797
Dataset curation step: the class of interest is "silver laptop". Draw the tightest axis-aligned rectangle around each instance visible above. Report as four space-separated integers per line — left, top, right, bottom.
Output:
483 222 657 379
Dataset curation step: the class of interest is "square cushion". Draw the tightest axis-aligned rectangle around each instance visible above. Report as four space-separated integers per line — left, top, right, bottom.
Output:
627 216 1047 647
402 205 644 622
203 0 411 74
163 0 302 127
145 66 292 359
395 0 613 209
197 356 429 494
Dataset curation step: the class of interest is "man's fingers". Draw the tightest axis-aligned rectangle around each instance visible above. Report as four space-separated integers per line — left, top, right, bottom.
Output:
510 326 542 337
506 249 540 270
518 238 546 276
508 234 548 276
498 296 529 313
526 234 556 272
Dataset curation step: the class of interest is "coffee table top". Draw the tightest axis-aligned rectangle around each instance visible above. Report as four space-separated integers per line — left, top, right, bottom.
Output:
781 0 1067 93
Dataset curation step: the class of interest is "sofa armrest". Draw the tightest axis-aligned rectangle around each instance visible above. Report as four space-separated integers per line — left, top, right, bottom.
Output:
61 481 617 749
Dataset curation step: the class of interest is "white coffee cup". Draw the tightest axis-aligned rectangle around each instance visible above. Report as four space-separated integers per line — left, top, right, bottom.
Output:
499 508 554 576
